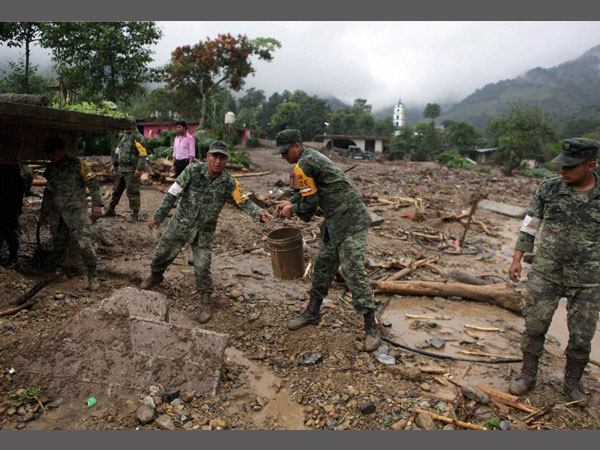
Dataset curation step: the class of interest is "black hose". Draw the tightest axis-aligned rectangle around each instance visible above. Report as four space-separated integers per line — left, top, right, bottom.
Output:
382 336 522 364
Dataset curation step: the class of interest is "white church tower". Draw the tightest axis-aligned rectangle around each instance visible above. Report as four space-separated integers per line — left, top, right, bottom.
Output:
393 97 405 129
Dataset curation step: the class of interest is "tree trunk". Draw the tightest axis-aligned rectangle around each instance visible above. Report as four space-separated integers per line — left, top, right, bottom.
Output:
372 280 522 315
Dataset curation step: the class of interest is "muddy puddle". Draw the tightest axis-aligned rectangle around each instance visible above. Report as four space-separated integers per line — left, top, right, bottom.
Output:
225 347 307 430
381 294 600 386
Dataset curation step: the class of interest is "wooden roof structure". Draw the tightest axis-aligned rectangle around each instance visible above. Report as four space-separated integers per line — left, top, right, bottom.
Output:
0 98 135 162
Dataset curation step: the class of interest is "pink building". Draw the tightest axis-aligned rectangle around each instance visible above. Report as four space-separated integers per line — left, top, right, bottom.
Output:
136 121 262 147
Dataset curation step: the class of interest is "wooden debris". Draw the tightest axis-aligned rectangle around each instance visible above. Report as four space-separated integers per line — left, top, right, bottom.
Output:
464 324 501 332
419 367 447 374
230 171 271 178
372 280 522 314
475 384 536 414
412 408 486 430
433 376 448 386
448 270 490 286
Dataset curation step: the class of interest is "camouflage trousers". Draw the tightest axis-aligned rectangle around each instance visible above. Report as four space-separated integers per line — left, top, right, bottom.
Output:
109 170 140 212
521 271 600 363
51 213 97 268
310 228 375 315
150 227 213 292
0 210 19 258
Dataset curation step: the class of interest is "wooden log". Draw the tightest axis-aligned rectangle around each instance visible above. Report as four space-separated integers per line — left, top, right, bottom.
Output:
373 280 522 314
32 179 47 186
464 324 501 332
412 408 486 430
448 270 491 286
230 171 270 178
476 385 537 413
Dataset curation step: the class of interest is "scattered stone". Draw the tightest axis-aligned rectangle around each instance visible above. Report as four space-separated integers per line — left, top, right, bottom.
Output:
209 418 227 429
155 414 176 430
298 353 323 365
415 412 437 430
326 418 339 429
429 337 445 349
460 385 489 404
248 350 266 360
374 353 396 365
91 408 109 420
387 365 422 381
382 320 392 327
22 412 36 422
136 405 156 425
159 389 180 404
499 420 511 431
170 398 184 407
180 391 195 403
391 419 407 430
359 401 376 415
295 392 303 403
228 290 242 299
442 424 455 430
16 406 27 416
420 383 431 392
144 396 156 408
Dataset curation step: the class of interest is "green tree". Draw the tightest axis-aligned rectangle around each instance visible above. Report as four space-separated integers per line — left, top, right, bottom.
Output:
411 122 441 161
289 90 329 140
423 103 441 124
0 22 44 93
40 22 162 104
165 34 280 128
387 125 415 160
270 102 300 132
447 121 484 149
0 58 54 95
487 102 557 175
235 88 266 129
144 88 179 120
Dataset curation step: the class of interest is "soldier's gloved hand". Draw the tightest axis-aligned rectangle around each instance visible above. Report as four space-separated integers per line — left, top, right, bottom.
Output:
91 206 102 222
260 211 273 224
148 219 160 230
39 212 48 225
134 169 142 179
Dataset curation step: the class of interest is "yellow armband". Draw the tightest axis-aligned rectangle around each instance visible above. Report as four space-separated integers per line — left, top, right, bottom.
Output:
135 141 147 157
80 160 96 182
231 178 250 205
294 165 318 196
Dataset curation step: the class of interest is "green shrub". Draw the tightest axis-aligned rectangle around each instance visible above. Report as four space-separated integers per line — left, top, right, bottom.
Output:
474 167 491 174
148 146 173 161
437 148 470 168
229 150 251 169
521 167 557 179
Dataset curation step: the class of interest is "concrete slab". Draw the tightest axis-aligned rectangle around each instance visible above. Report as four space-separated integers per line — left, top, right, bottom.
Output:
12 287 228 399
478 199 527 219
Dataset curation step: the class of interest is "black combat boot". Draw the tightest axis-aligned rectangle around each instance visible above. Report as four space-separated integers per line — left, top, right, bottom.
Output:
192 291 213 324
139 271 164 290
288 297 323 330
509 352 539 395
363 311 382 352
564 357 589 407
87 265 99 291
5 250 18 270
129 210 139 222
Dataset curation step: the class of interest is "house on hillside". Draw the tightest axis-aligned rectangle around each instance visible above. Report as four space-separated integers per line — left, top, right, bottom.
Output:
459 147 498 164
136 120 264 147
314 134 390 154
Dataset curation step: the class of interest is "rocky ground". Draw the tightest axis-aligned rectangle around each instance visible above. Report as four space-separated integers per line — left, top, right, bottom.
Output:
1 144 600 430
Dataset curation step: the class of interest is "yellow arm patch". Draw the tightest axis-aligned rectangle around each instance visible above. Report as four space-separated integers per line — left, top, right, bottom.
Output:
135 140 148 156
80 160 96 182
231 178 250 205
293 164 318 196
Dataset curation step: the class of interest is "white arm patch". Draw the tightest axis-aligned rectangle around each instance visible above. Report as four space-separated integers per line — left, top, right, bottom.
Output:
167 182 184 197
520 215 541 236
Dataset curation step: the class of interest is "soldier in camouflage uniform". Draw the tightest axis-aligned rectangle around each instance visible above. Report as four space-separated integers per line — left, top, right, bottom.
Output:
0 164 25 269
40 137 103 291
140 141 272 323
103 125 147 221
273 129 381 352
508 138 600 406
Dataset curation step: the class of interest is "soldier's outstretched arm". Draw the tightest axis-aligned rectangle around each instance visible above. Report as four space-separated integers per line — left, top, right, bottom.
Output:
230 177 265 222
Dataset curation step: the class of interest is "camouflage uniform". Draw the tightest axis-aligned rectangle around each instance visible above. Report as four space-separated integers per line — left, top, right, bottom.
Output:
21 164 34 194
289 147 375 314
149 162 263 291
0 164 25 266
41 156 103 268
515 172 600 363
107 131 147 214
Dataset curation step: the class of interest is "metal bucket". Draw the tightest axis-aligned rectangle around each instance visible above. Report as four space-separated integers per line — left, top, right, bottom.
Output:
267 227 304 280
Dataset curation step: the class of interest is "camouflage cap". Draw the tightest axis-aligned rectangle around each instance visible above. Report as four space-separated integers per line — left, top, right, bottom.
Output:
551 138 599 167
272 129 302 155
208 140 229 157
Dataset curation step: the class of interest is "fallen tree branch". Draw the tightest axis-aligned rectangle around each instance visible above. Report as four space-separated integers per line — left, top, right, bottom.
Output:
475 384 537 413
412 408 487 430
464 324 501 332
373 280 522 314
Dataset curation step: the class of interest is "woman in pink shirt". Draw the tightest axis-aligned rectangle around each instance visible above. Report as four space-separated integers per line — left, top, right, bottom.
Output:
171 120 196 177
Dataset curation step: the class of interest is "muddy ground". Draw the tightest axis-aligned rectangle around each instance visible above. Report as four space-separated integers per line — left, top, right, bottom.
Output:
1 145 600 430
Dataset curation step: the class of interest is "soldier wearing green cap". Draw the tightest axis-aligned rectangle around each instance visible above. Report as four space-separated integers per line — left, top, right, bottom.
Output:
508 137 600 406
140 140 273 323
103 124 147 222
273 129 381 352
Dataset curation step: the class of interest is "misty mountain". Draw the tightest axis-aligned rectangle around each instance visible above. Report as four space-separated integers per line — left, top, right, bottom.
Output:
325 96 348 111
373 103 455 126
437 43 600 129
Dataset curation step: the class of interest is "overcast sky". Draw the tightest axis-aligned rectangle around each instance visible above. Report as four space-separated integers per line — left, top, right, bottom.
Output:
3 21 600 111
